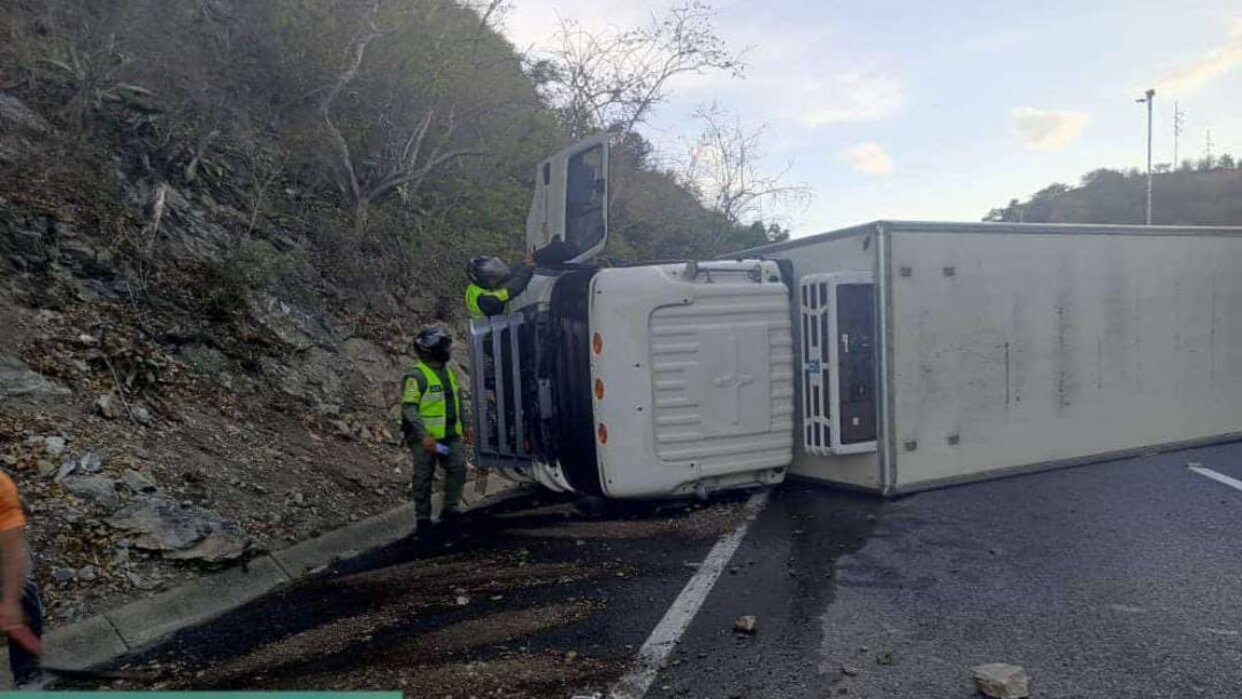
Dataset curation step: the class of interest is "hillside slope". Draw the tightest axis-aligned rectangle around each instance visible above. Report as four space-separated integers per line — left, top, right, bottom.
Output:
0 90 423 624
985 166 1242 225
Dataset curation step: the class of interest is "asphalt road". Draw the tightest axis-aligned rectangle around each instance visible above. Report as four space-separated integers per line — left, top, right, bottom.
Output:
71 441 1242 698
659 442 1242 699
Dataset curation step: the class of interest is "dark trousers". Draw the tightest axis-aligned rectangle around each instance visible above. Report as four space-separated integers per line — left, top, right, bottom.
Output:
9 576 43 686
411 438 467 521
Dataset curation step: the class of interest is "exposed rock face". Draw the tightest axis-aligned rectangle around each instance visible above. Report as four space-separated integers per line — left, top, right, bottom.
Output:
62 475 121 510
121 468 159 494
248 293 335 352
126 180 230 265
0 92 51 165
0 353 70 400
106 497 251 563
96 392 125 419
0 93 50 134
341 338 401 410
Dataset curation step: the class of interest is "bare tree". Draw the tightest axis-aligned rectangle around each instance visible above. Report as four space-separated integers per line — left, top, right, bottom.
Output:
315 0 506 236
541 1 743 139
682 102 810 242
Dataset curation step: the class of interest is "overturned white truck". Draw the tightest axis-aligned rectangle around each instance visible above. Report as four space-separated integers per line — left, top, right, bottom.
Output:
470 137 1242 497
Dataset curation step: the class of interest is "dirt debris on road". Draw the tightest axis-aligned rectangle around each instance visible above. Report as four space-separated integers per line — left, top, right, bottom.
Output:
190 601 614 697
149 552 612 688
503 499 749 541
73 496 756 697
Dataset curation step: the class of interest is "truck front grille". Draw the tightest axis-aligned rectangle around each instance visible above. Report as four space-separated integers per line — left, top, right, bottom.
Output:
469 314 533 469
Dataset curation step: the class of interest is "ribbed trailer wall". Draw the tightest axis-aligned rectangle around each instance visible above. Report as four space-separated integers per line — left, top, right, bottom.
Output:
733 221 1242 494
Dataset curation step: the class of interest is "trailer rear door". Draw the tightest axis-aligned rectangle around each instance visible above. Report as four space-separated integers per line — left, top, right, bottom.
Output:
800 272 878 455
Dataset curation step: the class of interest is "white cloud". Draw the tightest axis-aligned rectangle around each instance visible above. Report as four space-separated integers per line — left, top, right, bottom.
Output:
670 62 904 129
842 142 894 176
1153 19 1242 97
1010 107 1090 151
797 71 904 126
670 17 904 126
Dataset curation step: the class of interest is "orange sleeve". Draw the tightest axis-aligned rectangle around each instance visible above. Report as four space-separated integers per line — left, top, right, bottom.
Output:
0 474 26 532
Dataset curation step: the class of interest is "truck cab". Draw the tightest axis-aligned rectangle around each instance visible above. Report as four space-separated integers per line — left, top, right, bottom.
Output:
469 137 793 498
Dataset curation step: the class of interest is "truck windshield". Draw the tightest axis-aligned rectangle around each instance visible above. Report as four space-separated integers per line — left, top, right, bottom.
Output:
564 144 606 257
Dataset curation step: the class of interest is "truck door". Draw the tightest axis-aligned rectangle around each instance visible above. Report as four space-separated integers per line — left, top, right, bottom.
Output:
800 272 878 455
525 135 609 264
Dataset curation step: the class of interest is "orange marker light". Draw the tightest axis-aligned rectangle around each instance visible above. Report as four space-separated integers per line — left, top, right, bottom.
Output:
594 378 605 400
592 333 603 355
597 423 609 444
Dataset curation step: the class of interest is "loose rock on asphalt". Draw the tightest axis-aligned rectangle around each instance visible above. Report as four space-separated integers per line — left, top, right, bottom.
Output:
972 663 1031 699
733 615 757 634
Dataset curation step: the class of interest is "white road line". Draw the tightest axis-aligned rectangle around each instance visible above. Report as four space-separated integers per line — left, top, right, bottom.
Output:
1188 465 1242 492
608 490 769 699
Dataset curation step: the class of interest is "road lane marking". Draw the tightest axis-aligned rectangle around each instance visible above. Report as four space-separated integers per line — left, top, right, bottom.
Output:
1188 465 1242 493
608 490 769 699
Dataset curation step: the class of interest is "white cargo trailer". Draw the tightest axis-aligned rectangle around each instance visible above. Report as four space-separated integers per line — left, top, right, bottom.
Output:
470 136 1242 498
733 220 1242 493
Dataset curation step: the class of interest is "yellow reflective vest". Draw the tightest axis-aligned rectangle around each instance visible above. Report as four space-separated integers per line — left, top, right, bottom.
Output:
465 284 510 319
401 361 462 440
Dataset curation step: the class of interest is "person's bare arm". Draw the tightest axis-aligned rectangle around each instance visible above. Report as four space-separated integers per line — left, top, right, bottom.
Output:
0 527 29 629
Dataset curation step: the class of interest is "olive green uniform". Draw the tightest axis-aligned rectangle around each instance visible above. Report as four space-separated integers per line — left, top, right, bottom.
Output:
401 360 467 521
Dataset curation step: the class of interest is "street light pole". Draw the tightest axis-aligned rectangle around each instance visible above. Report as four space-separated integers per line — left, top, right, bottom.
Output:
1173 101 1184 169
1137 88 1155 225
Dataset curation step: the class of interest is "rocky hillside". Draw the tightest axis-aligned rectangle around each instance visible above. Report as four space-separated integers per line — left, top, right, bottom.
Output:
0 90 443 625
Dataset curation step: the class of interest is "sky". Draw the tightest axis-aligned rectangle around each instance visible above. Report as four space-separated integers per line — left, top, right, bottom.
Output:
498 0 1242 237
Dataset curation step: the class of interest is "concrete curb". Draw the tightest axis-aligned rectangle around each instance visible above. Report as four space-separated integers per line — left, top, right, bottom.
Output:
43 476 531 670
108 556 291 650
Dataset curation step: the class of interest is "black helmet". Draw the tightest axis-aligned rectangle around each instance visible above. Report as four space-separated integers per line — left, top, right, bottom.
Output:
467 255 511 289
414 327 452 362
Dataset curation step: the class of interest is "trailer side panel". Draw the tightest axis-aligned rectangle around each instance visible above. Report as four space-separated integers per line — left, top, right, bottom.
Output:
888 229 1242 488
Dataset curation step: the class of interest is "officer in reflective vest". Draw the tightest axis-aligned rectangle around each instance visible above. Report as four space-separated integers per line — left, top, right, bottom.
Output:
401 327 472 529
465 254 534 319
